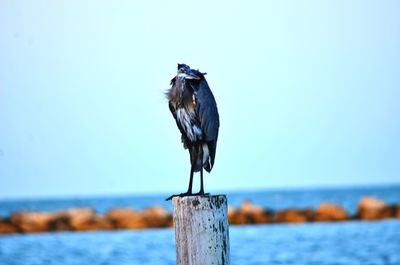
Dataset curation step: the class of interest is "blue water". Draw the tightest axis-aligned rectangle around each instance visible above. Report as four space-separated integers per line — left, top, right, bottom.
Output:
0 221 399 265
1 186 400 265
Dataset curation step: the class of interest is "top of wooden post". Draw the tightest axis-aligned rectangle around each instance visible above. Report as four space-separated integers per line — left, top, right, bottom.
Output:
172 195 227 209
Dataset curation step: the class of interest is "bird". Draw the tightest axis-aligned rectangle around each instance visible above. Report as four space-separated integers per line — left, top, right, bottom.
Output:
166 64 220 200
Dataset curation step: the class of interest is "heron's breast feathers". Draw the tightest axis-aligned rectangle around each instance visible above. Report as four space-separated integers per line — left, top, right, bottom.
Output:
167 78 203 143
176 107 203 143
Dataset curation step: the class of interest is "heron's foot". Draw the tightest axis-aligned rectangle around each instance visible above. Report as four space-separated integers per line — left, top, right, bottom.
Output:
165 192 193 201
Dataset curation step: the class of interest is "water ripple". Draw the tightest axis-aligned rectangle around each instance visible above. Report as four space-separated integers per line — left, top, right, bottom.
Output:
1 220 399 265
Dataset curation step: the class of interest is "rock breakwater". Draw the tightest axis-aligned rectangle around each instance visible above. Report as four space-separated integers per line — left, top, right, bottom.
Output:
0 196 398 234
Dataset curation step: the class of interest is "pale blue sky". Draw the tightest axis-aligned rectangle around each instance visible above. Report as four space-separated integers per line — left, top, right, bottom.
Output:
0 1 399 199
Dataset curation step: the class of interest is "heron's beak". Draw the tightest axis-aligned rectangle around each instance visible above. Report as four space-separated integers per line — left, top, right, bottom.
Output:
178 72 200 80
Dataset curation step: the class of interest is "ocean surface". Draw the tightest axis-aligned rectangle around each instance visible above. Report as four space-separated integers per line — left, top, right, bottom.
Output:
1 185 400 265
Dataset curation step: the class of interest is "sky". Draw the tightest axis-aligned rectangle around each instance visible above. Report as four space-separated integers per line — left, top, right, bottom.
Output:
0 0 399 199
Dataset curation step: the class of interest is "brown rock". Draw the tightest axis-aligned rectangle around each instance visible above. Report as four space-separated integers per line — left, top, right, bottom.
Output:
315 203 348 221
10 212 54 233
106 208 146 229
63 208 112 231
357 197 393 220
0 219 18 234
240 200 270 223
74 214 112 231
394 204 400 219
48 212 70 231
140 206 173 228
302 208 316 221
227 207 237 224
46 208 109 231
274 209 310 223
229 201 270 224
66 208 95 229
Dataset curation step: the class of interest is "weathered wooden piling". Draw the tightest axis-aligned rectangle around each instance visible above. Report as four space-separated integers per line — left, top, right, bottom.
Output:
172 195 230 265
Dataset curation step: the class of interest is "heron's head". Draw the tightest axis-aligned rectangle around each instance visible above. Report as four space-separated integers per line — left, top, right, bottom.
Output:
177 63 204 80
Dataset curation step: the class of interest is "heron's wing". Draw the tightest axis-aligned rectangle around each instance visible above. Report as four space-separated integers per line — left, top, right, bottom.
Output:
194 79 219 142
193 78 220 170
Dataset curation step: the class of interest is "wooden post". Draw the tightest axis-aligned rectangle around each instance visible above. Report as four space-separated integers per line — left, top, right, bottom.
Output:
172 195 230 265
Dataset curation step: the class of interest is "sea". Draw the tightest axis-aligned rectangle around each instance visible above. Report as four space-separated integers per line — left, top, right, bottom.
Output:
0 185 399 265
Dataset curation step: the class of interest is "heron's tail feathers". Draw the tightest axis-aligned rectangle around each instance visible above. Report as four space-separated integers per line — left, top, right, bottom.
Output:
192 143 214 172
202 143 212 173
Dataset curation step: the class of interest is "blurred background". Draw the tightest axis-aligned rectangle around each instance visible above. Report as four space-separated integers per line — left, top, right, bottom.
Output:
0 1 399 265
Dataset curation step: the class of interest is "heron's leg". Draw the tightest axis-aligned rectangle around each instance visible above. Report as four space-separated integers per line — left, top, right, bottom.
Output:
186 165 194 195
196 174 210 196
166 144 198 201
198 145 205 195
166 165 194 200
165 166 194 201
199 166 205 195
186 143 199 194
195 144 208 196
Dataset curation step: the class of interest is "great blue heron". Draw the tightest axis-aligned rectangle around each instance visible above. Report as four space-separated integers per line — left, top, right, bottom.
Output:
166 64 220 200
